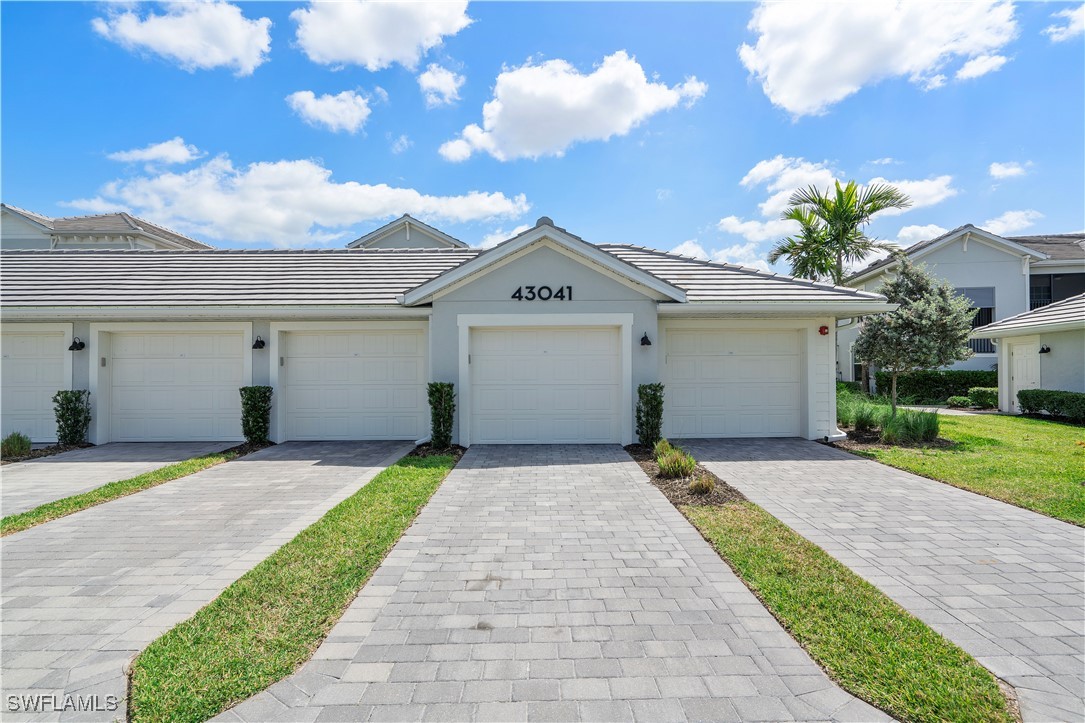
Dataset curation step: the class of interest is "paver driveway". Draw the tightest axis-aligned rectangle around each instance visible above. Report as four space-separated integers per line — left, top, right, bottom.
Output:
1 441 410 722
683 438 1085 723
2 442 225 516
224 445 885 723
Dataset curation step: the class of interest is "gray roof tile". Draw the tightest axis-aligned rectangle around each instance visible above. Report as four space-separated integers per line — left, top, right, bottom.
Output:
972 293 1085 337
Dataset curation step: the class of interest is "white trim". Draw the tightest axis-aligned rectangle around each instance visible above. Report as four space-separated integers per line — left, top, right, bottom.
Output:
657 301 895 317
2 306 432 321
973 319 1085 338
455 313 634 447
402 226 686 306
87 322 253 444
1030 261 1085 272
268 320 429 443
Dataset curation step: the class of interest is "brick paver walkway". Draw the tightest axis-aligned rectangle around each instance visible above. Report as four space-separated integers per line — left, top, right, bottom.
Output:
683 438 1085 723
0 441 409 722
2 442 225 516
224 445 886 723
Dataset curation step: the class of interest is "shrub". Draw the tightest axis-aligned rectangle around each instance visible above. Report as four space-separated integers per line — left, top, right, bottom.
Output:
239 386 273 445
689 475 714 495
1 431 32 458
880 409 939 444
853 404 881 433
967 387 998 409
946 395 972 408
653 438 673 457
636 383 665 447
837 381 861 393
873 370 998 404
52 390 91 446
427 382 456 449
1017 389 1085 422
658 448 697 479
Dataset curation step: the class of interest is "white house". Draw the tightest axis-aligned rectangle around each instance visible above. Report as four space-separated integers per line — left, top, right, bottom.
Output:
838 225 1085 382
0 216 892 445
971 293 1085 414
1 203 213 250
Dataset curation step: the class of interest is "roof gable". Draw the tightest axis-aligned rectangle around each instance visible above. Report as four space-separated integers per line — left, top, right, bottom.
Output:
400 219 686 306
347 215 467 249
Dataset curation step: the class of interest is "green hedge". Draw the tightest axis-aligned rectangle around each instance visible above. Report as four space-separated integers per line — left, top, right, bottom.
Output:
636 383 665 446
873 370 997 403
53 390 92 445
427 382 455 449
1017 389 1085 422
239 386 273 445
967 387 998 409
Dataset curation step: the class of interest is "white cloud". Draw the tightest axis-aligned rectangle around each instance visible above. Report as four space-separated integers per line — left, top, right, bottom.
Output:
740 155 838 217
479 224 531 249
91 1 270 76
292 1 471 70
66 155 530 247
989 161 1030 179
440 51 707 162
656 188 673 202
869 157 897 165
1044 5 1084 42
671 239 708 259
868 175 958 216
955 54 1009 80
108 137 203 165
717 216 800 242
286 90 372 134
390 134 412 154
983 209 1044 236
418 64 465 107
739 0 1018 116
896 224 948 246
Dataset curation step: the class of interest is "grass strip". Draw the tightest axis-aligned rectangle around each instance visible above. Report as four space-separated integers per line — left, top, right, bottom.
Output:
1 451 238 536
128 453 455 723
684 502 1015 723
852 414 1085 526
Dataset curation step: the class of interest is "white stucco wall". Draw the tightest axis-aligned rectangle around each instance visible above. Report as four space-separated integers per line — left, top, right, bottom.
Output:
1 213 51 248
1037 329 1085 393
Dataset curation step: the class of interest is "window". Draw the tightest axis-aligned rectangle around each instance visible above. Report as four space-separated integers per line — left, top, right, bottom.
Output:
957 287 995 354
1030 274 1052 310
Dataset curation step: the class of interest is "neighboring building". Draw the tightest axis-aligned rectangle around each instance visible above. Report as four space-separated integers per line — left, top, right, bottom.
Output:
1 204 213 250
346 214 468 250
838 225 1085 382
0 217 891 444
971 293 1085 414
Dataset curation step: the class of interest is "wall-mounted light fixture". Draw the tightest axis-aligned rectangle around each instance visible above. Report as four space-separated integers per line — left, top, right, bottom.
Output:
1039 345 1051 354
252 336 266 350
68 337 85 352
640 333 652 347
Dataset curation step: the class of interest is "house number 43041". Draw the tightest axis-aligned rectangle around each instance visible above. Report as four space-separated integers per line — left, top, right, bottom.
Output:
511 285 573 301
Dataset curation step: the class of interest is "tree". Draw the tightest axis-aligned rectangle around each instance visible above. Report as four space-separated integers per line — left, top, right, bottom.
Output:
768 180 910 284
853 259 975 414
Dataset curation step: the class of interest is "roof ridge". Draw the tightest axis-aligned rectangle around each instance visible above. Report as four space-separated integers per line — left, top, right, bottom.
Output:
0 247 483 255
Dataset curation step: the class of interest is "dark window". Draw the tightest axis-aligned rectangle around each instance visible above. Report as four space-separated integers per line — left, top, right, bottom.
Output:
1030 274 1052 310
1052 273 1085 304
957 287 995 354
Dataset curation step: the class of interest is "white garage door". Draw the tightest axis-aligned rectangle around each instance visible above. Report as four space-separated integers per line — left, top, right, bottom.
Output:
111 332 244 442
470 327 621 444
285 330 426 440
665 329 801 437
1 331 68 442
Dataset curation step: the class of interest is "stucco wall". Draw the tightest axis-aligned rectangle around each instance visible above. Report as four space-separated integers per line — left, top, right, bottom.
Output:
1039 329 1085 393
1 213 51 248
360 226 454 249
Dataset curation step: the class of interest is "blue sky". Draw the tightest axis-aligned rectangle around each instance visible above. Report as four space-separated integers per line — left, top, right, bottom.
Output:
2 1 1083 269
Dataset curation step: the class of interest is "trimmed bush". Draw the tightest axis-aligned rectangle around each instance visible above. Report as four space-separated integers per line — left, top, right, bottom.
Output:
967 387 998 409
2 431 32 458
427 382 456 449
946 396 972 408
658 448 697 479
873 370 997 404
636 383 665 447
239 386 273 445
853 404 881 433
1017 389 1085 422
689 475 714 495
53 390 91 446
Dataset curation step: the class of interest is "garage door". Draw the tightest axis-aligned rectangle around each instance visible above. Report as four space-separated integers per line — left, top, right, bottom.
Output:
285 330 426 440
1 330 68 442
470 327 620 444
665 329 801 437
111 332 244 442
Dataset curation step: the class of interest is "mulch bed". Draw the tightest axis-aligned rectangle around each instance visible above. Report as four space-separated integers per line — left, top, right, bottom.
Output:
410 443 466 463
1 442 94 466
221 441 276 458
829 429 956 453
624 444 746 507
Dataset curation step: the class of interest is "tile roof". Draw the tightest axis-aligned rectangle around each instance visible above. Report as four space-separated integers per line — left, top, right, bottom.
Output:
2 204 213 249
1 243 887 308
972 293 1085 337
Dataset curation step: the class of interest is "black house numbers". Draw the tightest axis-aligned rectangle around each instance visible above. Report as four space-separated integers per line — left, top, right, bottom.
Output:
510 285 573 301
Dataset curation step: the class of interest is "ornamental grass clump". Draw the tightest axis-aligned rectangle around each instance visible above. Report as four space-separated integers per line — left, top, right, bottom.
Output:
658 447 697 479
1 431 31 458
688 475 714 495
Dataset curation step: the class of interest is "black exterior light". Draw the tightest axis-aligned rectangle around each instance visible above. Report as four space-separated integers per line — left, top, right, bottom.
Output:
252 336 266 350
1039 345 1051 354
68 337 85 352
640 333 652 347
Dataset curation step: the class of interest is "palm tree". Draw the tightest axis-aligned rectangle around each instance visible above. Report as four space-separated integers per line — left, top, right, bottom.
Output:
768 180 911 285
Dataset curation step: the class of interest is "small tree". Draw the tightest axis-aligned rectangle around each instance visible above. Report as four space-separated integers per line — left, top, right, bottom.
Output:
239 386 273 445
427 382 455 450
635 383 665 447
854 259 975 414
53 390 92 445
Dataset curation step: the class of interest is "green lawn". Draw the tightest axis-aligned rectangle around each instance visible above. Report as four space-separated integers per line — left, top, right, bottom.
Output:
685 502 1014 723
128 453 456 723
1 450 238 536
855 413 1085 526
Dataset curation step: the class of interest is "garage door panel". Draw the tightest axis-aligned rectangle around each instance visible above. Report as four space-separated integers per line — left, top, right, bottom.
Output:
1 330 68 443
